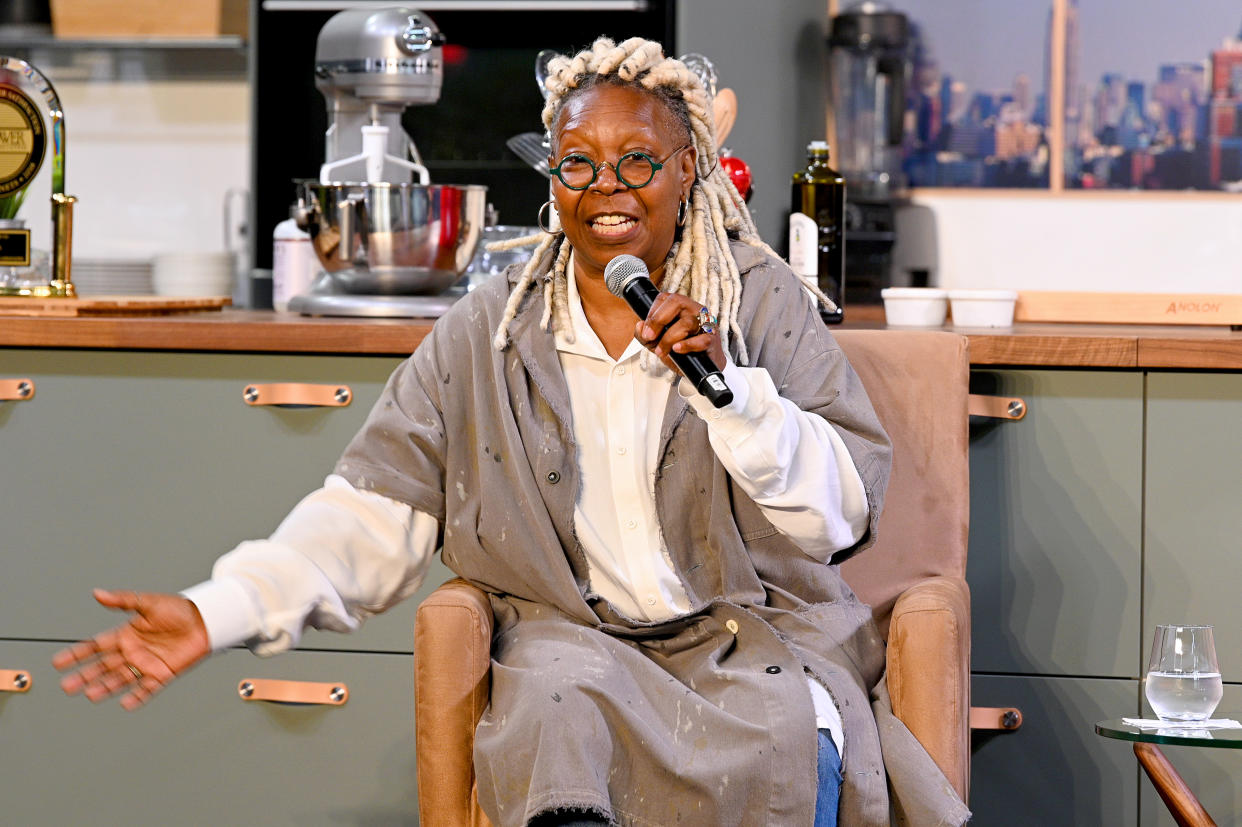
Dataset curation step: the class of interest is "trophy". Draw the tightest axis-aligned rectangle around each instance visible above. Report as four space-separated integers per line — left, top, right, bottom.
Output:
0 55 76 298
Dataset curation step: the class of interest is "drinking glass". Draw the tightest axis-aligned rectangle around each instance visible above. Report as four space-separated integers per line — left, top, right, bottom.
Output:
1145 625 1223 722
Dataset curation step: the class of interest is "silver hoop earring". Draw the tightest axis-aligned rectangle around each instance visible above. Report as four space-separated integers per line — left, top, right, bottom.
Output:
676 198 688 227
537 199 561 234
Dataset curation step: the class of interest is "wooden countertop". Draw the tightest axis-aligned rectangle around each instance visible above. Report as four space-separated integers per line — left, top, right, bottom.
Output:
1 307 1241 370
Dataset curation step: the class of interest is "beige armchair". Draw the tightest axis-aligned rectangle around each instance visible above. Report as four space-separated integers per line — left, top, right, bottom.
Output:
414 329 974 825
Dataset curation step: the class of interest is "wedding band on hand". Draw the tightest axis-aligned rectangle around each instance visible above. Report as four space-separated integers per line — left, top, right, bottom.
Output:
125 663 143 681
696 306 717 335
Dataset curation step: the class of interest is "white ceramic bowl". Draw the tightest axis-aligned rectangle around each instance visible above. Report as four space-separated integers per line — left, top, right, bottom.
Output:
948 289 1019 328
152 252 234 297
881 287 949 327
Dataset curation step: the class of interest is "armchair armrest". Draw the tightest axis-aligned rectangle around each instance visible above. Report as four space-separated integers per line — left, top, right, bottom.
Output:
885 575 971 803
415 578 495 827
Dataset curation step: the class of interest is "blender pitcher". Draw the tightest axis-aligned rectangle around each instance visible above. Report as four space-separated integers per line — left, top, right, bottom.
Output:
828 1 910 199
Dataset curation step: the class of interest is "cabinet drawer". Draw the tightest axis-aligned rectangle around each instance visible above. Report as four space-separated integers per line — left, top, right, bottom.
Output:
971 673 1140 826
968 370 1143 678
1144 373 1242 683
0 349 452 652
0 640 420 824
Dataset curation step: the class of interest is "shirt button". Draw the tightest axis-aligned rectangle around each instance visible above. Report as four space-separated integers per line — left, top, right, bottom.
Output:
546 470 561 484
615 365 626 375
626 519 637 530
711 411 723 421
616 446 627 455
765 665 782 675
646 596 657 606
725 619 740 635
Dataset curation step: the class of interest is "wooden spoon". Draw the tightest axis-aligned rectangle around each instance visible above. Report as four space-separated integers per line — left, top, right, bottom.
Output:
713 88 738 148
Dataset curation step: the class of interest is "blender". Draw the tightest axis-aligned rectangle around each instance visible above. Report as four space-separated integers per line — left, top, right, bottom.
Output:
290 7 486 317
828 1 911 304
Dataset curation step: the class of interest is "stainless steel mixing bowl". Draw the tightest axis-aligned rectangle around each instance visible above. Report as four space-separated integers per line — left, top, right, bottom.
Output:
296 181 487 295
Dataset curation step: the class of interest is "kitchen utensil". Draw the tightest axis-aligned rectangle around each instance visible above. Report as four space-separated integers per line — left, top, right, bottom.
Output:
1146 625 1223 722
506 132 552 179
828 1 911 306
296 181 487 295
679 52 718 99
464 225 538 291
535 48 557 100
713 87 737 147
288 8 489 317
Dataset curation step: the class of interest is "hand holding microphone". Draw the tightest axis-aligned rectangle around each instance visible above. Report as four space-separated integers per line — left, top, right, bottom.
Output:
604 254 733 408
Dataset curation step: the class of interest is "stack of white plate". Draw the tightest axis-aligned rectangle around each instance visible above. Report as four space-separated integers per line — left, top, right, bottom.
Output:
71 259 154 296
152 252 235 297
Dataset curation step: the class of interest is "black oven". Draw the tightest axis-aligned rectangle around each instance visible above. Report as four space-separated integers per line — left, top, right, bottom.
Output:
249 0 676 270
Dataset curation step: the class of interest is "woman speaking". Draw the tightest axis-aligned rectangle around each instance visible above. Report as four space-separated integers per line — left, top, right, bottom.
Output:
54 37 968 827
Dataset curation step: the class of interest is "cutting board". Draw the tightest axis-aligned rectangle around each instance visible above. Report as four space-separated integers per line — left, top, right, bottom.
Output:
1016 291 1242 326
0 295 231 317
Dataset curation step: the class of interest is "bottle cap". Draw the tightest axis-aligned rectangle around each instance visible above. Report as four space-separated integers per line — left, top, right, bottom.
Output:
807 140 831 158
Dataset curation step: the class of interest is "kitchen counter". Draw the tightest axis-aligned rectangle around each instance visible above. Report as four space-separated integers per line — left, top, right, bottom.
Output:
1 308 1241 369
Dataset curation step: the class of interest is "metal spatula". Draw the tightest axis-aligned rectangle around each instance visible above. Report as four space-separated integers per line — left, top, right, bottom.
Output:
506 132 551 179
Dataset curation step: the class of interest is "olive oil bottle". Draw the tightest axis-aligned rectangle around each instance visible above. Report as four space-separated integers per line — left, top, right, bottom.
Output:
789 140 845 323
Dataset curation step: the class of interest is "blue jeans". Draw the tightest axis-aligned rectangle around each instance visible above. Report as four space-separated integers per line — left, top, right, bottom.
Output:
815 728 843 827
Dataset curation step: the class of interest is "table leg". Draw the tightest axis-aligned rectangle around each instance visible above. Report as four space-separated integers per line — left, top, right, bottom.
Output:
1133 742 1217 827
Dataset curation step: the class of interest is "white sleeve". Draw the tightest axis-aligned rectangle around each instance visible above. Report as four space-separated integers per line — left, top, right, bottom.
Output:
181 473 440 656
680 361 869 562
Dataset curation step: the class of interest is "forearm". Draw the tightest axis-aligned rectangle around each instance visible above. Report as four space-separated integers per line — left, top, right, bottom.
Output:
682 361 868 560
183 474 439 656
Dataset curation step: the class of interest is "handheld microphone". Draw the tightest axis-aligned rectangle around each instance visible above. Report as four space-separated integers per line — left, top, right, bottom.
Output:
604 254 733 409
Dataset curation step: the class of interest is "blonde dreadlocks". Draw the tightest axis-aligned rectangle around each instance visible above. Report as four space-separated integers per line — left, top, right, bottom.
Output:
491 36 807 364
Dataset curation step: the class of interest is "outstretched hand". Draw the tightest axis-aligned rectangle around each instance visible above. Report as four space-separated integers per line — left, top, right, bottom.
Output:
52 589 211 711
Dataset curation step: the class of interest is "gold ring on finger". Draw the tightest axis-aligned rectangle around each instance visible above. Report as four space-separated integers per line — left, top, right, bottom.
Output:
125 663 143 680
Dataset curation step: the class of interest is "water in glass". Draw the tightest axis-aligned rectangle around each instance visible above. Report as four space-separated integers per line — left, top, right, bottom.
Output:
1145 625 1223 722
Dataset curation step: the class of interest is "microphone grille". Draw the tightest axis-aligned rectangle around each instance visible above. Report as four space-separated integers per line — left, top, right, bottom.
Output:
604 254 648 298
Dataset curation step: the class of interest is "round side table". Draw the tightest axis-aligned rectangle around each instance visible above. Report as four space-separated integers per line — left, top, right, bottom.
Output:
1095 718 1242 827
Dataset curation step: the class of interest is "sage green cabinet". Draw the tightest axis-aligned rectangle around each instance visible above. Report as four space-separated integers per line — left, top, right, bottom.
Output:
0 349 453 654
970 674 1140 826
0 347 457 823
0 640 419 825
1143 372 1242 683
968 369 1145 679
968 367 1242 825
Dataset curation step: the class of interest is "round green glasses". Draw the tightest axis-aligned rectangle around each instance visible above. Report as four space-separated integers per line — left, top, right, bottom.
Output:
549 144 690 190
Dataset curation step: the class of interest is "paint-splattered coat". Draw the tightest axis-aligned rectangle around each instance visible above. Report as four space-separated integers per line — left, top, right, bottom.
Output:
335 241 970 826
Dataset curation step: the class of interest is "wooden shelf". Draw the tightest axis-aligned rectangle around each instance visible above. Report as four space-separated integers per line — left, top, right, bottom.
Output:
0 34 246 51
2 310 1242 369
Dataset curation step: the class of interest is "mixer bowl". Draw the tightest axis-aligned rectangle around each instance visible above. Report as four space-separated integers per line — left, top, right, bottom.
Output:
297 181 488 295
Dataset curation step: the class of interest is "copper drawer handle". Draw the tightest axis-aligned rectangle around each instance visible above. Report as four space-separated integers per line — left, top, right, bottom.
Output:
237 678 348 706
0 669 32 693
970 706 1023 730
241 383 352 407
0 378 35 401
968 394 1026 420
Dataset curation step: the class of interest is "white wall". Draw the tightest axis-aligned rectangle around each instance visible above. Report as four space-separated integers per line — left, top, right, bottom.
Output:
898 192 1242 294
21 55 249 263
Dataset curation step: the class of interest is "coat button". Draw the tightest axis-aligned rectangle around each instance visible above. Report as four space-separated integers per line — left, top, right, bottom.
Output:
765 665 781 674
546 470 561 484
725 619 739 635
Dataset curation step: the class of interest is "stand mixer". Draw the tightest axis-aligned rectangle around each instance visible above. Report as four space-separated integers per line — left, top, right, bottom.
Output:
290 7 486 317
